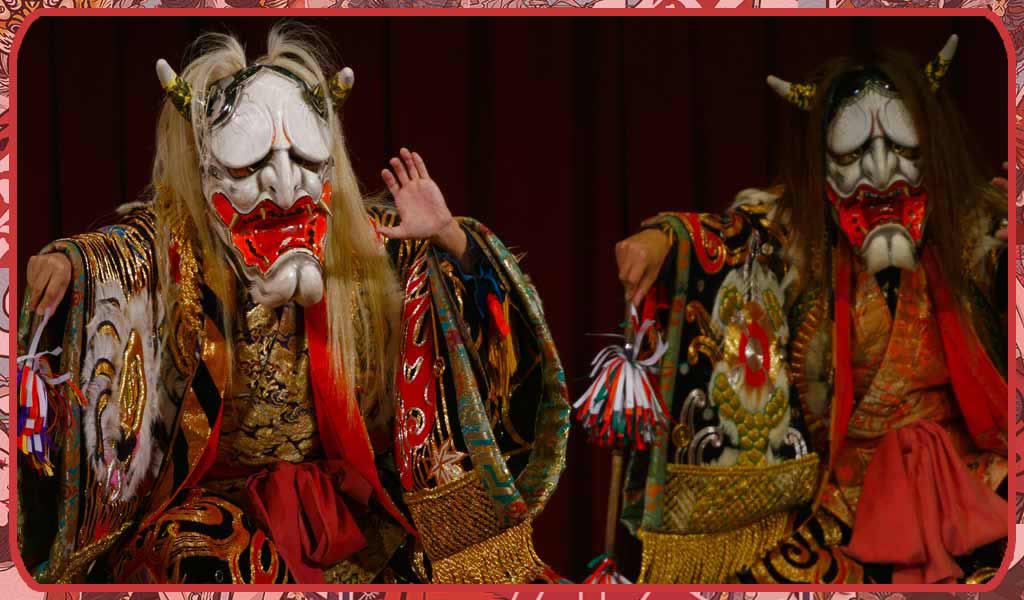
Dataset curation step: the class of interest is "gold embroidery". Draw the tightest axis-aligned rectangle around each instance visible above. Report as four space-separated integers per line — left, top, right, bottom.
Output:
69 209 157 305
661 453 819 534
54 521 135 584
403 469 548 582
637 511 793 583
789 290 829 452
404 470 501 560
428 519 548 584
169 216 204 378
114 489 289 583
746 508 864 584
713 374 788 466
837 263 1005 508
215 301 321 468
118 330 147 443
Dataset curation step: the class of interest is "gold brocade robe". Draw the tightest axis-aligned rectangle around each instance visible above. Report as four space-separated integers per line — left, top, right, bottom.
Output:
835 260 1008 511
16 204 571 585
624 188 1008 585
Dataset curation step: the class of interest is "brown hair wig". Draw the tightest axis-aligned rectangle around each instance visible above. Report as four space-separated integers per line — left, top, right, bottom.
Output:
775 48 1005 299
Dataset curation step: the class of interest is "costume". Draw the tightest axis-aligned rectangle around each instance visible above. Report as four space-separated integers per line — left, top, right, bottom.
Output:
17 29 569 584
620 36 1009 584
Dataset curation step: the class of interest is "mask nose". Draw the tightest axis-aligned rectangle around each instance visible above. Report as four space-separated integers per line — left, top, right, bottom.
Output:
862 137 898 190
259 149 302 209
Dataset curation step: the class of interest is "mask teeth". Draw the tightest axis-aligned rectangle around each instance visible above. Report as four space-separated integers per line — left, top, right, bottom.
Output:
260 207 268 220
320 201 333 217
229 213 239 229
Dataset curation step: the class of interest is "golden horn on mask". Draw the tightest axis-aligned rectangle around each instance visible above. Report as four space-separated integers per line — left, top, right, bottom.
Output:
924 34 958 93
766 74 817 111
156 59 192 120
313 67 355 114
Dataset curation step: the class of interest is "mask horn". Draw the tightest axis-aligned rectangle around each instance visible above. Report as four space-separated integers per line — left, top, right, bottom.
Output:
766 74 817 111
329 67 355 110
924 34 958 93
156 59 192 120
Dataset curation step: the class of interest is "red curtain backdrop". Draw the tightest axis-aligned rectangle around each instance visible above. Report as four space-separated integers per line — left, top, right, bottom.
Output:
16 15 1007 581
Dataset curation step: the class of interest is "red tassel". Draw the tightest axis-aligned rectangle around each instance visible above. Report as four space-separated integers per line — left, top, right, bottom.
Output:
487 293 511 338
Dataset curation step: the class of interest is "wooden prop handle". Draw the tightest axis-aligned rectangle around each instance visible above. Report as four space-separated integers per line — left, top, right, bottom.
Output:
603 302 638 556
604 449 626 556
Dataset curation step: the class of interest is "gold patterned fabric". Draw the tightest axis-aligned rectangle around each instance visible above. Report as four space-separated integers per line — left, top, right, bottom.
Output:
212 300 322 472
837 262 1007 509
661 454 819 534
20 198 569 585
638 511 794 584
637 455 819 583
404 470 550 583
741 484 866 584
112 488 291 583
634 191 1007 585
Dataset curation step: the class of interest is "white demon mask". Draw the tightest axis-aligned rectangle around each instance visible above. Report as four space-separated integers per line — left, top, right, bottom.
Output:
156 59 353 308
767 35 959 275
823 74 925 274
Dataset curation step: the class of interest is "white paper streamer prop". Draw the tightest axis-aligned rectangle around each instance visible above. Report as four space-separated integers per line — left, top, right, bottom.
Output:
573 306 670 451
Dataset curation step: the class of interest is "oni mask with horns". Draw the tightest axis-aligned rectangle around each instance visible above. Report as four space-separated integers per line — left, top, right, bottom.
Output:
156 58 354 308
767 35 958 275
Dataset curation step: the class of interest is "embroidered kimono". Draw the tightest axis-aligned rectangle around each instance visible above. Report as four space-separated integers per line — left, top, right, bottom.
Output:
622 188 1008 584
17 203 570 584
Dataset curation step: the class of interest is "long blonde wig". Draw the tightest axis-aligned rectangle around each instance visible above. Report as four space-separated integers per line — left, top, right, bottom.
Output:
151 22 402 426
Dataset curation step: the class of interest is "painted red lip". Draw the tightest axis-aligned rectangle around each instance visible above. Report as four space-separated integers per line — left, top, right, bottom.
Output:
828 181 923 224
212 182 331 274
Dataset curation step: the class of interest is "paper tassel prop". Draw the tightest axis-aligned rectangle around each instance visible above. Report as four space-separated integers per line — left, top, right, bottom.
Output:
576 304 670 584
573 307 669 451
16 309 81 476
583 554 633 584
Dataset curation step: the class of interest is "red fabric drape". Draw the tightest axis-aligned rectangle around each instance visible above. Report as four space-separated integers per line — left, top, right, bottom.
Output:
844 421 1006 583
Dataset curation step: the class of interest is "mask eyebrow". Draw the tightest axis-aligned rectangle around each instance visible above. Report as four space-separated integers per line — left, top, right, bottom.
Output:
281 94 332 163
210 100 275 169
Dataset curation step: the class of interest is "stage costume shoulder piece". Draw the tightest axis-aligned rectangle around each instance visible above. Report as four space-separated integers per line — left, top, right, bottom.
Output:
17 28 569 585
620 35 1009 585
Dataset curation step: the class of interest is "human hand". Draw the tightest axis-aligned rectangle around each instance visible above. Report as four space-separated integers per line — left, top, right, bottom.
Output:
379 148 467 260
26 253 72 315
616 228 673 308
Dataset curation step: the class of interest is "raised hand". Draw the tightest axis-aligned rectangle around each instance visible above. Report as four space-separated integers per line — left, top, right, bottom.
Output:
379 148 467 261
616 228 674 308
26 253 72 315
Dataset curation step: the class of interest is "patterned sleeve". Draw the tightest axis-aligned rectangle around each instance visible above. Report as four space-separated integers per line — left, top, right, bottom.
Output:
16 206 165 583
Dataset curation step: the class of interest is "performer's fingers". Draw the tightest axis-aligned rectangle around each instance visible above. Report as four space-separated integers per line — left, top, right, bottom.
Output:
614 241 634 279
39 278 66 315
390 157 410 185
622 260 645 291
25 258 49 310
381 169 400 195
632 269 659 308
25 281 44 313
412 152 430 179
376 225 405 239
400 148 418 181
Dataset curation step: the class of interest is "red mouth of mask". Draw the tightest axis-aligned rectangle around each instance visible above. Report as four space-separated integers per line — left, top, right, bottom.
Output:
826 180 927 249
211 182 331 274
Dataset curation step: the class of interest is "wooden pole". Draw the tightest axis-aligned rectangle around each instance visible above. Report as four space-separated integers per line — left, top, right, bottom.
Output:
604 449 626 555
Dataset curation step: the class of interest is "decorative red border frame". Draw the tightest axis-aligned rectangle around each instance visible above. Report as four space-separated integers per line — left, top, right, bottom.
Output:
0 7 1017 600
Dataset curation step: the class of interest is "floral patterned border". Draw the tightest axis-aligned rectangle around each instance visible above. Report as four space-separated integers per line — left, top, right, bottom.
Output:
0 2 1019 598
